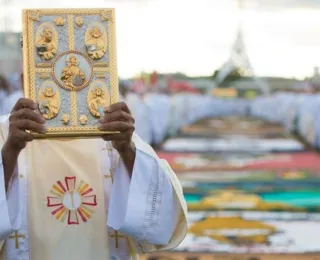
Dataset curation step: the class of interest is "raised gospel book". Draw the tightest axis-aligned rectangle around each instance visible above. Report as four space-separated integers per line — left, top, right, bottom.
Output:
22 8 119 138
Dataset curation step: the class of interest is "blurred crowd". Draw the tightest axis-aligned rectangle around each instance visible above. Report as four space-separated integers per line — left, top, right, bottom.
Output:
121 79 249 145
114 80 320 148
251 92 320 149
0 73 23 115
2 72 320 149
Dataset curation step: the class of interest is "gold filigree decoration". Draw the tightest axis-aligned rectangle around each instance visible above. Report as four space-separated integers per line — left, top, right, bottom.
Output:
54 17 65 26
94 62 108 67
61 114 70 125
100 10 113 22
68 15 74 50
75 16 83 27
93 67 109 73
79 115 88 125
35 69 51 74
36 63 52 68
39 73 51 79
29 10 40 21
71 91 77 126
95 72 106 78
47 126 98 132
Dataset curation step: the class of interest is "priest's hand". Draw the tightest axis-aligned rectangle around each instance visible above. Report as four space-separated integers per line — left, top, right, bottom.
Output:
2 98 46 190
98 102 136 175
4 98 46 152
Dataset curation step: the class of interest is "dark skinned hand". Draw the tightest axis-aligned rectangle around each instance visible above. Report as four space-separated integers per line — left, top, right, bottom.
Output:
2 98 46 189
98 102 135 154
5 98 46 153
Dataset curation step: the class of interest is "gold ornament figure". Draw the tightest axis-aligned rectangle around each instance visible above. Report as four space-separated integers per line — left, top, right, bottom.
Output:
35 24 57 60
87 81 110 118
85 23 107 60
75 16 83 27
61 55 86 89
61 114 70 125
54 17 65 26
37 81 60 120
79 115 88 125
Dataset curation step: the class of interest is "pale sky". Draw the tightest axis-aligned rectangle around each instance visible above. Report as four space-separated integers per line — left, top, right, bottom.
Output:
1 0 320 79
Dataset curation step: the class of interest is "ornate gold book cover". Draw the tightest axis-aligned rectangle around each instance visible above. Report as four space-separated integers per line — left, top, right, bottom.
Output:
22 8 119 138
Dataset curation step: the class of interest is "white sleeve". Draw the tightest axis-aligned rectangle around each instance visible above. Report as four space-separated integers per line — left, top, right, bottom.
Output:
0 150 22 240
107 148 180 245
0 115 22 240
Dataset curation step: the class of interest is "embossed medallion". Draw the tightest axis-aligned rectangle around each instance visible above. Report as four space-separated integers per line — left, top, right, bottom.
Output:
87 80 110 118
37 80 60 120
35 23 58 61
85 22 107 60
52 51 93 91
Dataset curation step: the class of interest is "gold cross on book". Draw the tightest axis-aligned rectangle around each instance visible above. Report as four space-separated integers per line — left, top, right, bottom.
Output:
9 231 25 249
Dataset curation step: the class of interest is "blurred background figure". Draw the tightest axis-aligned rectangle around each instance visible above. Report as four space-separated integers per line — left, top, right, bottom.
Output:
0 75 11 115
0 73 23 116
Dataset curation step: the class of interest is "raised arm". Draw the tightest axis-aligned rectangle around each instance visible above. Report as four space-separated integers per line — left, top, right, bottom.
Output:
0 98 46 242
2 98 46 189
99 102 187 251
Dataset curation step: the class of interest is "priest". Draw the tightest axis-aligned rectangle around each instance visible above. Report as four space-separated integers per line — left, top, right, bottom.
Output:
0 98 187 260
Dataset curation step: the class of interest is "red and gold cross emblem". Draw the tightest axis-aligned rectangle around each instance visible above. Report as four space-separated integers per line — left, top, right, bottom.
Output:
47 176 97 225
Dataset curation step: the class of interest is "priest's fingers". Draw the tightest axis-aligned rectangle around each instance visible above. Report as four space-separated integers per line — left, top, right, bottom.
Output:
99 110 134 124
98 121 134 133
14 130 34 142
101 130 132 141
13 119 47 134
12 98 37 112
11 108 45 124
105 102 131 114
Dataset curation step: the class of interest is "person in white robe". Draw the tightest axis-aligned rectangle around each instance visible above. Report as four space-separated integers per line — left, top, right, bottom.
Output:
0 98 187 260
0 74 23 116
2 90 23 116
0 76 11 116
125 93 153 145
144 93 170 146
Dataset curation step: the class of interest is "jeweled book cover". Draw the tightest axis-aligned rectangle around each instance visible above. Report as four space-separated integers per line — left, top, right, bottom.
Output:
22 9 119 138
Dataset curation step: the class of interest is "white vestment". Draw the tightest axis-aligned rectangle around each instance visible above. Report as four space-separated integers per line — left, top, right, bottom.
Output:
0 115 187 259
125 94 152 145
0 90 23 116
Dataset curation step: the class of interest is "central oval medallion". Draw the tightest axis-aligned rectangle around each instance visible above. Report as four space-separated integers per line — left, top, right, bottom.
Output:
52 50 93 91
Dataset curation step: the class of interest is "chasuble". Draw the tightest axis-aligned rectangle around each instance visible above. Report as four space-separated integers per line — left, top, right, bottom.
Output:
0 115 188 260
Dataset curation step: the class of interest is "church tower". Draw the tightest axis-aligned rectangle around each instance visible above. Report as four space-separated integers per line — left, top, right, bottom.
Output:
214 0 269 95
